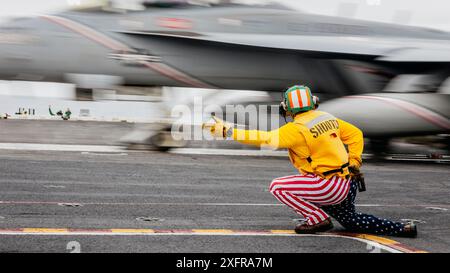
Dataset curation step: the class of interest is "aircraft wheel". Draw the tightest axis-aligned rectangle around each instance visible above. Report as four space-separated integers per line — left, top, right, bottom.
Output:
150 131 186 152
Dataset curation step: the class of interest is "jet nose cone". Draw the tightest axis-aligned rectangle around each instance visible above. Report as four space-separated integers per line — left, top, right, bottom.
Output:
0 18 42 81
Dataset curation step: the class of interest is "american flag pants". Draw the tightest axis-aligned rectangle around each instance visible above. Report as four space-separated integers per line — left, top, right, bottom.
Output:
270 174 406 235
270 174 351 226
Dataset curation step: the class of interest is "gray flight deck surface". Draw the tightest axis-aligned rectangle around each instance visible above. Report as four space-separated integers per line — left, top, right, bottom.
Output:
0 120 449 253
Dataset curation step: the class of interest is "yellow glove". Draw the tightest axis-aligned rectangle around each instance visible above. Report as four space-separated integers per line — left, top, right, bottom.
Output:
202 116 233 139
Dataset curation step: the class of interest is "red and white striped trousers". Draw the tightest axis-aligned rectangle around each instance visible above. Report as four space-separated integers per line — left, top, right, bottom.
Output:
269 174 351 226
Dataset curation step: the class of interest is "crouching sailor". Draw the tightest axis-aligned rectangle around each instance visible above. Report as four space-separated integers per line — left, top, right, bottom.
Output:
203 85 417 237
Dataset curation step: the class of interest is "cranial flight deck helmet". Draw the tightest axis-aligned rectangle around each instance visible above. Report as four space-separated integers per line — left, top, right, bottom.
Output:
279 85 320 120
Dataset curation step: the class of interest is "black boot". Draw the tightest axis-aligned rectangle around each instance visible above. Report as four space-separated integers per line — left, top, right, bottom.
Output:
397 223 418 238
295 218 333 234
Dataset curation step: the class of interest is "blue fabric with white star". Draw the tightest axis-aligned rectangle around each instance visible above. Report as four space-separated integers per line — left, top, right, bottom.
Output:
322 180 405 236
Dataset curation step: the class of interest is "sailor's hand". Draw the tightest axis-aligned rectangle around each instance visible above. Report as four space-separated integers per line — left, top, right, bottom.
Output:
349 165 364 181
349 165 364 179
349 165 366 192
348 165 361 176
202 116 233 139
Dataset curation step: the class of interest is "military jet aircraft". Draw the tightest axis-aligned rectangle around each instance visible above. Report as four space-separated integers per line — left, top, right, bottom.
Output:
1 0 450 93
0 0 448 151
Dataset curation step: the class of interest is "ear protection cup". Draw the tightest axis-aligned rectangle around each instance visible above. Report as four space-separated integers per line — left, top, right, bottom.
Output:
279 101 288 119
313 96 320 109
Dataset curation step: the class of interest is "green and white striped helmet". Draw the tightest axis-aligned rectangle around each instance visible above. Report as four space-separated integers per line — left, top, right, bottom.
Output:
284 85 315 114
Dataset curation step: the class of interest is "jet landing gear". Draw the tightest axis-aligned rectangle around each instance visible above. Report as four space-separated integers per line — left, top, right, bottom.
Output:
122 123 187 152
148 127 187 152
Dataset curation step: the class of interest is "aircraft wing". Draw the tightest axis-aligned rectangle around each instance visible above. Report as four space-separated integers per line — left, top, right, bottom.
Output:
120 31 450 63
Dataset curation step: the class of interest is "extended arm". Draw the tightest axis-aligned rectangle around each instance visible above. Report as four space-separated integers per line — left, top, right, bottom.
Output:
232 123 305 149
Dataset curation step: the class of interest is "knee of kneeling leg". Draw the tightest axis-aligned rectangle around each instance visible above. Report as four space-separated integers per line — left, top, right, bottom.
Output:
269 178 283 193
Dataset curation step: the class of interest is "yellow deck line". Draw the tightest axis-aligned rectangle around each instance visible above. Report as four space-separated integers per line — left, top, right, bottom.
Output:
353 234 427 253
22 228 69 233
355 234 399 245
192 229 234 234
110 229 154 233
0 228 427 253
270 230 297 234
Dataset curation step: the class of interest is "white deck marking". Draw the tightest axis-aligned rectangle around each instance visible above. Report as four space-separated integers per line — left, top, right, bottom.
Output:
0 143 288 156
0 143 124 153
1 143 447 164
170 148 288 157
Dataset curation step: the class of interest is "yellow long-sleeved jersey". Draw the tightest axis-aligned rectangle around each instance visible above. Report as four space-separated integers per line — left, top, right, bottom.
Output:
232 110 364 178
